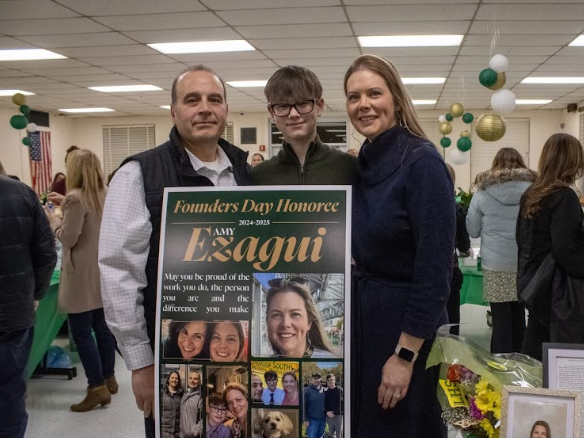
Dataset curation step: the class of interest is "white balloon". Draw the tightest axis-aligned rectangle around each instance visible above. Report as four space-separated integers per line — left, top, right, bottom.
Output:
489 54 509 73
450 148 470 165
491 89 516 114
438 115 447 123
26 123 38 133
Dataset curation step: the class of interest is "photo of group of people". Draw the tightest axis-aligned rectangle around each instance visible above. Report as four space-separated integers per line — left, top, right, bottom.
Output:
251 361 300 406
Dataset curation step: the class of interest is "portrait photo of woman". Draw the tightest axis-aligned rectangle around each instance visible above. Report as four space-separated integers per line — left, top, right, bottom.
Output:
162 320 209 360
282 370 299 406
530 420 551 438
209 321 247 362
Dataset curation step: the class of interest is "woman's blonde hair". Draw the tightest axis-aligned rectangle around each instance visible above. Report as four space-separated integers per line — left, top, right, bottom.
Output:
65 149 106 216
344 54 428 140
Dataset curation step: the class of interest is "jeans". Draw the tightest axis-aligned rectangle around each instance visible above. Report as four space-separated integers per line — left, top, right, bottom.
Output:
0 327 34 438
68 308 116 387
307 417 326 438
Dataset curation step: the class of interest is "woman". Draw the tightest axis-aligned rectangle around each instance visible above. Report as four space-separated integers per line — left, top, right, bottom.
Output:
163 320 209 360
223 382 249 438
161 371 184 438
251 153 264 167
466 148 536 353
281 371 299 406
265 278 334 358
530 420 551 438
345 54 454 437
517 133 584 361
209 321 245 362
46 149 117 412
51 172 65 192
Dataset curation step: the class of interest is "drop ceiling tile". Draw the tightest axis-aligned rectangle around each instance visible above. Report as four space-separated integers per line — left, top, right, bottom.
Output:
217 7 346 26
463 34 573 46
554 47 584 56
168 52 268 63
0 37 37 50
236 23 352 39
26 66 113 76
365 47 460 57
19 33 137 49
202 0 340 8
0 1 80 20
347 5 476 22
0 19 110 36
458 46 559 56
93 13 224 31
56 0 206 15
124 28 239 44
266 48 360 59
56 45 158 58
0 69 34 78
108 63 186 73
250 37 357 50
470 20 584 35
77 55 175 66
476 4 584 20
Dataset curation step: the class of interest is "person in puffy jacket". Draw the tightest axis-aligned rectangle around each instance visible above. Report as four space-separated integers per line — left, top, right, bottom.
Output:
466 148 536 354
161 371 184 438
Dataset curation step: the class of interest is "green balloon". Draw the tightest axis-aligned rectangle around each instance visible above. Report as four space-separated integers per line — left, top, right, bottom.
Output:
462 112 474 124
19 105 30 115
457 136 472 152
479 68 498 87
445 113 454 122
440 137 452 148
10 115 28 130
22 137 31 146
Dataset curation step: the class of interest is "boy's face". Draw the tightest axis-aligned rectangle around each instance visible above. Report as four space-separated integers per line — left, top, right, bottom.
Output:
268 96 324 146
208 404 227 425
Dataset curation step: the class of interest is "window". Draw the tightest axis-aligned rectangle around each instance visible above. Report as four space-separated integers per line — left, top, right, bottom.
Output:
222 122 234 143
270 120 347 156
580 113 584 145
102 124 155 176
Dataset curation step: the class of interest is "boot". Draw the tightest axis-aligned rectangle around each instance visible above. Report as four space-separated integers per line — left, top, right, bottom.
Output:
70 384 111 412
105 375 118 395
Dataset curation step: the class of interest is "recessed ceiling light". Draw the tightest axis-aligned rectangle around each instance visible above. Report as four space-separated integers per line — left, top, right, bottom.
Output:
568 35 584 46
160 105 171 110
412 100 437 105
89 85 163 92
59 108 115 113
516 99 552 105
148 40 255 54
358 35 463 47
403 78 446 85
521 77 584 84
0 89 35 96
226 80 267 87
0 49 66 61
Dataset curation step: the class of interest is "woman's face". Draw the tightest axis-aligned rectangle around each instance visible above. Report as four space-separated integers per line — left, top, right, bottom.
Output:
251 154 263 167
283 374 297 393
532 425 548 438
225 389 248 420
346 69 397 142
267 291 312 357
168 372 179 390
177 321 206 359
210 322 240 362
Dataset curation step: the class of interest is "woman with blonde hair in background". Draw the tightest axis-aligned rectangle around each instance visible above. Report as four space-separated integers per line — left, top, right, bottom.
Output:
46 149 117 411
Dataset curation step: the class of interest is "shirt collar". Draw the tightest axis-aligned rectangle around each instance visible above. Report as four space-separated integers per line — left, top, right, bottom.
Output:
185 145 233 173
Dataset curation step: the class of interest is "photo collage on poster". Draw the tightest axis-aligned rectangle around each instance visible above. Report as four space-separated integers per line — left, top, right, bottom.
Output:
158 273 345 438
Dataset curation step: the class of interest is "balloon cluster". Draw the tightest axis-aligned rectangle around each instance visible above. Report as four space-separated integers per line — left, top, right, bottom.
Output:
9 93 37 146
437 103 475 165
476 54 515 142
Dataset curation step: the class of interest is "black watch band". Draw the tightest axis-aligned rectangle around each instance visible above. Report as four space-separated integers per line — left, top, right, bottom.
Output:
394 345 418 363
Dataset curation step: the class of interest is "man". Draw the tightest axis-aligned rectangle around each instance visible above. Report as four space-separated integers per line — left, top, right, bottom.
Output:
180 370 203 438
303 372 327 438
251 66 356 186
0 169 57 438
324 374 343 438
99 65 251 437
261 370 285 406
251 374 264 403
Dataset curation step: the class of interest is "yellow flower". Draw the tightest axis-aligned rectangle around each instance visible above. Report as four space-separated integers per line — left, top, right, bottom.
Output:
479 418 499 438
475 379 490 396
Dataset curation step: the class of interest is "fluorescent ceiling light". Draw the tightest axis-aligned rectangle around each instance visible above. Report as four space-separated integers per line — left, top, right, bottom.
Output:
403 78 446 84
160 105 171 110
0 49 66 61
226 80 267 87
521 77 584 84
569 35 584 46
516 99 552 105
358 35 463 47
59 108 115 113
0 89 35 96
413 100 437 105
89 85 162 92
148 40 255 54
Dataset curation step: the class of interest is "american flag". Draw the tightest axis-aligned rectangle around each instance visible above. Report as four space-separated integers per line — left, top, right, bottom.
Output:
29 131 53 196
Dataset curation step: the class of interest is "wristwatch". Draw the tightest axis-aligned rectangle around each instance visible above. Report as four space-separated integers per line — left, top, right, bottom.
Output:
394 345 418 363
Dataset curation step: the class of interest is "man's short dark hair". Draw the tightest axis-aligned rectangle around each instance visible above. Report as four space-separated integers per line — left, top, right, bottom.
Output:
264 66 323 104
171 65 227 105
264 370 278 382
326 374 335 381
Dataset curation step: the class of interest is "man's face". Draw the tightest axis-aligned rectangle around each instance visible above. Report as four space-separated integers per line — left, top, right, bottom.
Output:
268 97 323 146
171 70 228 148
311 376 321 387
251 375 264 401
266 376 278 392
188 371 200 389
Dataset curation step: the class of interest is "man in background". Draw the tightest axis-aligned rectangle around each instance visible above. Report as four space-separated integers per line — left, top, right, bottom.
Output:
303 372 327 438
0 164 57 438
180 369 203 438
251 374 264 403
262 370 285 406
324 373 343 438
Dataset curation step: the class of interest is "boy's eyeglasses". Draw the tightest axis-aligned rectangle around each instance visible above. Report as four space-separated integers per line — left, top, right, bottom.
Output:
270 100 316 117
209 406 228 413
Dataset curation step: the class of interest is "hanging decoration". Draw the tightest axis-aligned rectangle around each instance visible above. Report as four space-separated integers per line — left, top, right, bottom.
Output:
475 114 506 142
8 92 32 146
450 147 470 165
438 101 475 156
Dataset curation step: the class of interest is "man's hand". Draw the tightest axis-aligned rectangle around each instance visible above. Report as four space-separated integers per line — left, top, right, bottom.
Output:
132 365 154 418
304 421 310 428
327 411 335 418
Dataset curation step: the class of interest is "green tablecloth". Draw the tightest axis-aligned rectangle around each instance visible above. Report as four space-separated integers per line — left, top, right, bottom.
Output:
27 270 67 378
460 263 489 306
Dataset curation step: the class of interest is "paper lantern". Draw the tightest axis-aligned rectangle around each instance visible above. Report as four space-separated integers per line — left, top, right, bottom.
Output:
450 103 464 118
440 137 452 148
462 113 474 124
26 122 38 133
22 137 31 146
457 137 472 152
479 68 498 88
489 54 509 73
487 72 506 91
461 130 470 137
450 148 470 165
19 105 31 115
475 114 506 142
439 122 453 135
438 115 447 123
10 115 27 130
491 89 516 114
445 113 454 122
12 93 26 106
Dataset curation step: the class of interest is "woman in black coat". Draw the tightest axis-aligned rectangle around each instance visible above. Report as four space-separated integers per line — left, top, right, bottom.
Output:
161 371 184 438
344 54 455 438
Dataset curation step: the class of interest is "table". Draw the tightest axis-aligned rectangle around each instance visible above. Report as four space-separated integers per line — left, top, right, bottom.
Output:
459 263 489 306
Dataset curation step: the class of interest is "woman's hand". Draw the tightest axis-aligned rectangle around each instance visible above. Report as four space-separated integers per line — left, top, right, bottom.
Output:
47 192 65 206
44 205 60 229
377 354 414 410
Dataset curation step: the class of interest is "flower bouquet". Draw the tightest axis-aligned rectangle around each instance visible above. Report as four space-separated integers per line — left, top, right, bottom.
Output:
427 330 543 438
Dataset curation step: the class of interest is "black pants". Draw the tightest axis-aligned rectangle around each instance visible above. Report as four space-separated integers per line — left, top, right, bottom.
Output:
447 267 463 336
490 301 525 354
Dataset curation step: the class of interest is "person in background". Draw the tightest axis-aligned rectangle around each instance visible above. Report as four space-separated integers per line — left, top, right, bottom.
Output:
223 383 249 438
46 149 118 411
324 374 343 438
345 54 454 438
251 153 264 167
303 372 326 438
251 374 264 403
445 164 471 336
261 370 285 406
180 369 203 438
161 371 184 438
466 148 535 354
517 133 584 360
0 161 57 438
282 370 299 406
51 172 65 192
206 392 231 438
49 145 79 198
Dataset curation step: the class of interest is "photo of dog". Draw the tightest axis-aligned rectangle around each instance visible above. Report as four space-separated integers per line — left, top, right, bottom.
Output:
252 409 297 438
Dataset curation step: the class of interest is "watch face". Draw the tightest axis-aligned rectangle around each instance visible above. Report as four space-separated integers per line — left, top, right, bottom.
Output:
398 347 415 362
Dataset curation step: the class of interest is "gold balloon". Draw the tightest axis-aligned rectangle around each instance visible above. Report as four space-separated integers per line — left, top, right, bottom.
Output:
439 122 453 135
461 130 470 137
475 114 506 142
487 72 506 91
12 93 26 106
449 103 464 118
